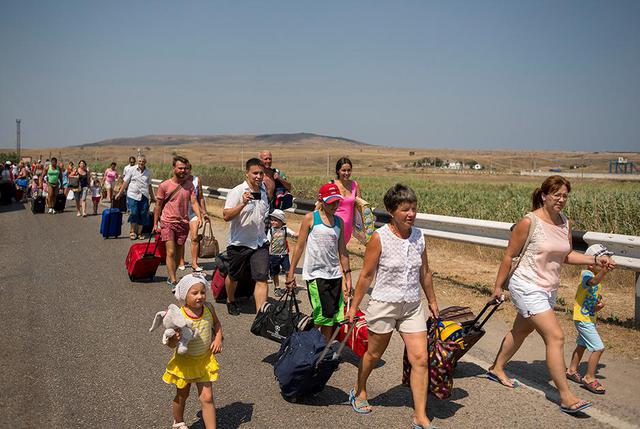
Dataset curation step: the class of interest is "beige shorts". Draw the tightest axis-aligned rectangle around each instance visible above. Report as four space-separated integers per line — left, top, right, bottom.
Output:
365 299 427 334
104 181 113 190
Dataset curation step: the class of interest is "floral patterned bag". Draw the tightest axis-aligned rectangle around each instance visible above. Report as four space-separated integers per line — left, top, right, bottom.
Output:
427 318 461 399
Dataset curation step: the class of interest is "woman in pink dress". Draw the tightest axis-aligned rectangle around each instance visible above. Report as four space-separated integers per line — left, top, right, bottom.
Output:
103 162 119 201
333 157 361 245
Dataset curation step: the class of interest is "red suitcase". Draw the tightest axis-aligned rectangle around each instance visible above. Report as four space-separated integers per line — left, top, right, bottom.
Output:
336 299 369 358
125 235 162 281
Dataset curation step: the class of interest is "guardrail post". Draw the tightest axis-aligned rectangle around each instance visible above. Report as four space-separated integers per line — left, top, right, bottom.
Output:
636 272 640 328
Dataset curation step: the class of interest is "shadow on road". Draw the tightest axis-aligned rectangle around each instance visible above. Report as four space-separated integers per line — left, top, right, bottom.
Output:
368 384 467 420
453 361 486 379
0 201 26 214
190 401 254 428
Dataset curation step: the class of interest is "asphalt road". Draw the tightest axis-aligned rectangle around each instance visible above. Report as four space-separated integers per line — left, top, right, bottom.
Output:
1 202 639 429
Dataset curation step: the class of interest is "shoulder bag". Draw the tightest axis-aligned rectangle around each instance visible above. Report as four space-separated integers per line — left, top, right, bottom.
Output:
502 212 538 289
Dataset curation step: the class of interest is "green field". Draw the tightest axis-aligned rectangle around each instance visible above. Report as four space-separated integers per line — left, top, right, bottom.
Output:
90 162 640 235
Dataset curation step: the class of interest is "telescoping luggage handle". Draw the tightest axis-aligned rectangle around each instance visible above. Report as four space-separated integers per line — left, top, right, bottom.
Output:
469 295 505 332
142 233 160 257
315 317 361 368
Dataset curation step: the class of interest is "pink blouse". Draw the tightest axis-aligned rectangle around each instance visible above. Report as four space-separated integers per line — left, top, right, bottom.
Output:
334 180 358 244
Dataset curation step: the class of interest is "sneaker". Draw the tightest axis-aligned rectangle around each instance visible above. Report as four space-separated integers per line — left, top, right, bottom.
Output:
178 265 186 271
226 301 241 316
192 266 204 273
48 208 53 214
167 279 177 291
52 210 57 214
274 288 286 298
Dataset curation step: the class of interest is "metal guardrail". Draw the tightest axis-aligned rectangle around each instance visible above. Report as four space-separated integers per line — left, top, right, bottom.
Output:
140 178 640 325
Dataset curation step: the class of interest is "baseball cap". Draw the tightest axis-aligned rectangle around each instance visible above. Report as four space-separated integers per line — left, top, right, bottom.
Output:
268 209 286 224
319 183 343 203
585 244 614 257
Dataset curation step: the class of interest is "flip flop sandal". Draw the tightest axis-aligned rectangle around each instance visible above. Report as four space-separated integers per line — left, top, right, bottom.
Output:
412 423 437 429
582 379 606 394
129 233 137 240
485 371 519 388
566 371 583 384
349 388 372 414
560 399 593 414
172 423 188 429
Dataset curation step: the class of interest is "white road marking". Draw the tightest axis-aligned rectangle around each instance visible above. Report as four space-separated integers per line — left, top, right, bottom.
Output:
462 354 639 429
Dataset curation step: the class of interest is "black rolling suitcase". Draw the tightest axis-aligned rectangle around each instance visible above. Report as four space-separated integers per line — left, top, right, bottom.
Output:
451 298 504 363
54 192 66 212
31 195 45 213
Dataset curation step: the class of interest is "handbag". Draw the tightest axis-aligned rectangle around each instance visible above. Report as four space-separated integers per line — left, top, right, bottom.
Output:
67 175 80 188
502 213 538 289
353 197 376 245
251 289 313 343
274 187 293 210
198 220 220 259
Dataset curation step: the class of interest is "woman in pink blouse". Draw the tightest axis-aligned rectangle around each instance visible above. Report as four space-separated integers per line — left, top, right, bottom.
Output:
487 176 614 415
103 162 119 201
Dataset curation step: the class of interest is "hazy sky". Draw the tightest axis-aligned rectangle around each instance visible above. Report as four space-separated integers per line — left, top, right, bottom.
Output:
1 0 638 151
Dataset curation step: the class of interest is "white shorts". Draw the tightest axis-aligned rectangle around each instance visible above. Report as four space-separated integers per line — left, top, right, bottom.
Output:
365 299 427 334
508 276 557 318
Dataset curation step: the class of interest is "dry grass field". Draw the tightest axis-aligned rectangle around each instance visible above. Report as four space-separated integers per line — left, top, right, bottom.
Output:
15 133 640 177
7 134 640 352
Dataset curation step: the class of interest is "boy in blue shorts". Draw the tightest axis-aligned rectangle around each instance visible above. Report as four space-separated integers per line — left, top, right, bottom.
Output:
566 244 614 394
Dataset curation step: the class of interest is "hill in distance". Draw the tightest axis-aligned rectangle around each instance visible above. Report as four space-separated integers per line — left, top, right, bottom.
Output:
80 133 368 148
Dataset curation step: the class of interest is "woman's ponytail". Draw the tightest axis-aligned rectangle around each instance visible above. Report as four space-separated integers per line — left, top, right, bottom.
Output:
531 187 544 210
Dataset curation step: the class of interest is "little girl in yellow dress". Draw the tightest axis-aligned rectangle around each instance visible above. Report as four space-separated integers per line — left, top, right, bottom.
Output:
163 273 223 429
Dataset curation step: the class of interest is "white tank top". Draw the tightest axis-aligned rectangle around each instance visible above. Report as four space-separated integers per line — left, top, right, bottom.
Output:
188 176 199 219
370 224 425 303
302 211 343 280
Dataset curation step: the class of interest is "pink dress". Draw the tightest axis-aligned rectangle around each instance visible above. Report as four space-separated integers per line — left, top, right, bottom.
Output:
334 180 358 244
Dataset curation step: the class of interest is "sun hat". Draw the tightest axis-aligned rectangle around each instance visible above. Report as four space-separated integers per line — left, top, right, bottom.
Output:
269 209 286 224
318 183 343 203
173 273 208 301
585 244 614 257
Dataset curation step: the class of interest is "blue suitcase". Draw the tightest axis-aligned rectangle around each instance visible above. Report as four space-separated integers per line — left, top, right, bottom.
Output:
274 321 355 401
100 208 122 239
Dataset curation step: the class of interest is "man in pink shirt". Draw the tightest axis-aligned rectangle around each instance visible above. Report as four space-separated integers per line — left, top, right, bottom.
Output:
153 156 203 288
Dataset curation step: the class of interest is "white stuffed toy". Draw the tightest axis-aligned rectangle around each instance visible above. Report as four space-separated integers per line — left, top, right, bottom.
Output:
149 303 199 354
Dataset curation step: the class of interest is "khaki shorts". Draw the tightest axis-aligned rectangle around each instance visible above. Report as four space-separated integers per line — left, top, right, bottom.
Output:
365 299 427 334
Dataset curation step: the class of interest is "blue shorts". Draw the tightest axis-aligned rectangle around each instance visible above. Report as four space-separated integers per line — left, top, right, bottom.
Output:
269 254 290 277
575 321 604 352
127 195 149 225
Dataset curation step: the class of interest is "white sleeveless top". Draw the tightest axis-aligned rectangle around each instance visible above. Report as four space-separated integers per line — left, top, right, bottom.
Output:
188 176 199 219
302 211 343 281
370 224 425 303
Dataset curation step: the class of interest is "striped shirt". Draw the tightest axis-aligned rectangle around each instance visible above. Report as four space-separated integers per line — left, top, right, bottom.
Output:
181 306 213 356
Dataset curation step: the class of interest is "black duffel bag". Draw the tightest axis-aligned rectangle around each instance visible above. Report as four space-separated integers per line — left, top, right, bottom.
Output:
251 289 313 343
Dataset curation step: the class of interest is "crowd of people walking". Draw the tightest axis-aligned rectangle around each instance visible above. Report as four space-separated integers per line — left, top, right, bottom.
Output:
4 151 618 429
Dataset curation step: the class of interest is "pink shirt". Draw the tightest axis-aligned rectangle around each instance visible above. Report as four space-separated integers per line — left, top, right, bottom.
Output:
511 213 571 292
104 168 118 183
156 179 195 225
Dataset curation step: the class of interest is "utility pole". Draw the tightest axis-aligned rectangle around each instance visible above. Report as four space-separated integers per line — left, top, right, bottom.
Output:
16 119 21 159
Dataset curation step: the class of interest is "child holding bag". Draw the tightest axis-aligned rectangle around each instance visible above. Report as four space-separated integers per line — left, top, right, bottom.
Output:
163 274 223 429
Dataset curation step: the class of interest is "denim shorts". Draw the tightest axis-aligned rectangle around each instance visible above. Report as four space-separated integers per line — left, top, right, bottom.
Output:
269 254 291 277
575 321 605 352
127 195 149 225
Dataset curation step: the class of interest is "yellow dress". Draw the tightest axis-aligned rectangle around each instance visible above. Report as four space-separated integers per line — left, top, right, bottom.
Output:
163 305 220 388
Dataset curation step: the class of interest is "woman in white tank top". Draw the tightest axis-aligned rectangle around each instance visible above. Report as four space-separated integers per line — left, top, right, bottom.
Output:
347 184 439 429
487 176 615 415
178 165 208 272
